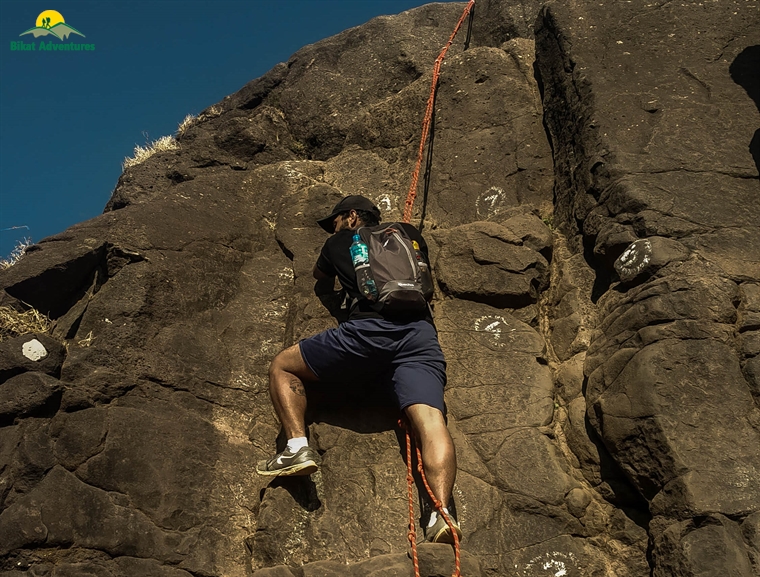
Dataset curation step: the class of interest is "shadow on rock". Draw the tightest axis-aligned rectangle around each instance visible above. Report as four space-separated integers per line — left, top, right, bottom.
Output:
261 476 322 513
305 377 401 435
730 45 760 176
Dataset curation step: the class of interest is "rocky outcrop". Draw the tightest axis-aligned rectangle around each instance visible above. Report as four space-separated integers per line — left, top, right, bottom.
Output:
1 1 758 576
534 1 760 576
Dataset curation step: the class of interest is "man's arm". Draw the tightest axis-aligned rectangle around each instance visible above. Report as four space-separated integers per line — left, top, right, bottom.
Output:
313 241 337 280
312 263 332 280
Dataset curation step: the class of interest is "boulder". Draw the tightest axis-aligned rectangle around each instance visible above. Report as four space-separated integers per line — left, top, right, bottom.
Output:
434 221 550 308
0 372 63 424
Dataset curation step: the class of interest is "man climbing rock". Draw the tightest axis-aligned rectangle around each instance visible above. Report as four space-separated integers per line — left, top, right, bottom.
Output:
256 195 461 543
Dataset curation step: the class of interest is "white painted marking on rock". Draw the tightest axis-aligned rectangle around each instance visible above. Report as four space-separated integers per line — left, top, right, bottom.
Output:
617 239 652 278
522 551 578 577
375 194 394 212
541 559 566 577
476 186 506 218
22 339 48 362
474 315 510 348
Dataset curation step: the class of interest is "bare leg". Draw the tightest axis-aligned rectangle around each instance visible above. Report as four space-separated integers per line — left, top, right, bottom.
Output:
268 344 318 439
404 404 457 509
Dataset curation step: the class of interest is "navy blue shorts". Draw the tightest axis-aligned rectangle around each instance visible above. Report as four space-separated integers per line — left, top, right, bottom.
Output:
299 318 447 412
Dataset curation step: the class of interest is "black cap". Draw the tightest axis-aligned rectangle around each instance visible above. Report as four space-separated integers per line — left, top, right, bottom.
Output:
317 195 381 233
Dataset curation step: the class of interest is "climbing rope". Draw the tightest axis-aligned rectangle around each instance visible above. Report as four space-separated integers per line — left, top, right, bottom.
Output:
398 3 474 573
403 0 476 224
400 419 462 577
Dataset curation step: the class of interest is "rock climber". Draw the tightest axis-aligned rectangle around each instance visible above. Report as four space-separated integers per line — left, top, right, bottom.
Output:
256 194 461 543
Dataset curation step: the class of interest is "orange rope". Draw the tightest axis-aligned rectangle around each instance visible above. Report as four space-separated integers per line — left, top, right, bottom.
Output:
399 4 472 573
403 0 476 224
400 419 461 577
403 419 422 577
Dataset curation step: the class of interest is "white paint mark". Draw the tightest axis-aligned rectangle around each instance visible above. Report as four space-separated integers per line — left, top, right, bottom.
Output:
375 194 394 213
617 239 652 278
476 186 507 218
522 551 578 577
474 315 509 348
542 559 567 577
22 339 47 362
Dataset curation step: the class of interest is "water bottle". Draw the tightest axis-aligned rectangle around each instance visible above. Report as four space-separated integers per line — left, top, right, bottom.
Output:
350 234 378 300
412 240 434 300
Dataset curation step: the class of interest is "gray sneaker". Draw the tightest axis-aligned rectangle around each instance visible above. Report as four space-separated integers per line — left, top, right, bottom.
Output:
256 446 320 477
424 513 462 544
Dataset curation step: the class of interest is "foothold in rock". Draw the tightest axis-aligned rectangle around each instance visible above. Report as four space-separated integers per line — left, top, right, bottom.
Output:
615 239 652 283
21 339 48 362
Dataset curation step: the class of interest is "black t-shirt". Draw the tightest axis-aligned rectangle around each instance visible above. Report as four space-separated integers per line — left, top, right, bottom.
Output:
315 223 433 322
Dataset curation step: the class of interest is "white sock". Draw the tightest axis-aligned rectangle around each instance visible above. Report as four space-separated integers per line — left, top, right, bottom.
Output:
428 507 450 528
286 437 308 452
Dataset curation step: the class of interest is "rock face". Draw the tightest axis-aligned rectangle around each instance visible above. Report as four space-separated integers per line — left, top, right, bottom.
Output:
534 2 760 576
0 1 758 576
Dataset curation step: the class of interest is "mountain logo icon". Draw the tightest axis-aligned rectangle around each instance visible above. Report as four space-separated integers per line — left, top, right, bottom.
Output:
19 10 84 41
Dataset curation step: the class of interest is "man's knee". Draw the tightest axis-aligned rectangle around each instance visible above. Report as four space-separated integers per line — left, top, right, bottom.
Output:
405 404 449 438
269 344 316 381
270 347 290 376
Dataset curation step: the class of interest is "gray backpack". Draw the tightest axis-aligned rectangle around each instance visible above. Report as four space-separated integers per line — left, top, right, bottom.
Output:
357 223 433 313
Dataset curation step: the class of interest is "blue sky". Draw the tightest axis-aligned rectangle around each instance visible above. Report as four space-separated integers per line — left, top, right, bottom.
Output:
0 0 457 259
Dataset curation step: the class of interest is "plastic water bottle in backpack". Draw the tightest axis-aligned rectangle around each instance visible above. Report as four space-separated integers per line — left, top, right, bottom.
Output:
350 233 378 300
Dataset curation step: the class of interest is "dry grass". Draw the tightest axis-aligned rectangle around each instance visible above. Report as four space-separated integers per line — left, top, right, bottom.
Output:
176 113 197 137
123 104 224 169
0 237 32 270
0 306 51 342
122 135 180 170
199 105 222 121
77 330 95 347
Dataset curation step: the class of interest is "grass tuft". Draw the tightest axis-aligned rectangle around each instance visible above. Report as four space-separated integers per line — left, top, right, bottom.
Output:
199 105 222 121
77 330 95 347
0 237 33 270
0 305 51 342
122 135 179 170
176 113 197 137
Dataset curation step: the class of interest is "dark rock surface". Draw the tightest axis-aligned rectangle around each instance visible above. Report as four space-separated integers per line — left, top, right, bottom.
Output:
535 1 760 576
1 1 758 576
0 334 66 383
